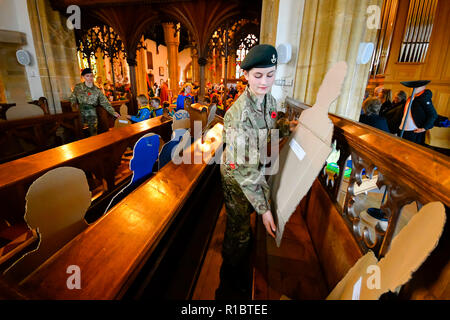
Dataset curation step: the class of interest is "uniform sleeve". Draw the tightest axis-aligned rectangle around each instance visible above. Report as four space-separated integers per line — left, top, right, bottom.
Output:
69 85 79 106
274 97 290 138
98 91 117 116
131 109 151 122
224 116 270 215
419 93 438 130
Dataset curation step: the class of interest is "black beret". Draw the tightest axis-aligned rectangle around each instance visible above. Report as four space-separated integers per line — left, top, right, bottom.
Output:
240 44 278 71
81 68 93 76
400 80 431 88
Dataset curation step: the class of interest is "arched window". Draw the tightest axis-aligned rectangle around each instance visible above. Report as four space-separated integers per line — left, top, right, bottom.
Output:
236 34 258 78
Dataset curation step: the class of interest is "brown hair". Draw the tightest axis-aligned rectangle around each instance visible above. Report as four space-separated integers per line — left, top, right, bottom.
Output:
137 94 148 106
363 97 382 116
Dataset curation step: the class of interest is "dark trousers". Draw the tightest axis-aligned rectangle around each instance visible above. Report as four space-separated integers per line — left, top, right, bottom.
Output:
401 130 426 145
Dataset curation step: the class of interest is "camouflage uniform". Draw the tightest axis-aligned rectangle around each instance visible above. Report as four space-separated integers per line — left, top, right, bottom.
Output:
220 87 290 267
69 82 117 136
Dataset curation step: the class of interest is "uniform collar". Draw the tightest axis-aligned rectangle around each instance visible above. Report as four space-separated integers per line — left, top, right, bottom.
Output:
245 87 266 111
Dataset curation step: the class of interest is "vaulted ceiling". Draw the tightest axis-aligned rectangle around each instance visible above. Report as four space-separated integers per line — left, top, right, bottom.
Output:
50 0 261 60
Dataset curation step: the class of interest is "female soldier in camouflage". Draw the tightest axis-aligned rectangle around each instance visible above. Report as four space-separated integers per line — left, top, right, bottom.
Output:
217 44 297 298
69 68 119 136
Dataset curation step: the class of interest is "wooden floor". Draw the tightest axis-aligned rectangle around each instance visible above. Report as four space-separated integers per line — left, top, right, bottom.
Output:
253 206 329 300
192 203 330 300
191 206 227 300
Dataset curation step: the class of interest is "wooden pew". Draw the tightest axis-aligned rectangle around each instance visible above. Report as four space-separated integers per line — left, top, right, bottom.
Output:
13 121 224 299
0 115 172 228
253 97 450 300
0 112 83 164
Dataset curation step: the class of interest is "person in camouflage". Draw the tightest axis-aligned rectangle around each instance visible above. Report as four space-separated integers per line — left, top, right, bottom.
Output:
69 68 119 136
216 44 296 299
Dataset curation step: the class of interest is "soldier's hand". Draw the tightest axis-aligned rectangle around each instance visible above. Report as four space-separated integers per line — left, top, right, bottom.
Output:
289 120 299 132
262 210 276 239
113 112 120 118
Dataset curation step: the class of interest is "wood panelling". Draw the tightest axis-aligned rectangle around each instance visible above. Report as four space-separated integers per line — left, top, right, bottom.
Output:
305 180 363 290
382 0 450 147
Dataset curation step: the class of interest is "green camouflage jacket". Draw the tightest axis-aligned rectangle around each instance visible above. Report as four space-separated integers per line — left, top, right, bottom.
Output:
222 87 290 215
69 82 116 116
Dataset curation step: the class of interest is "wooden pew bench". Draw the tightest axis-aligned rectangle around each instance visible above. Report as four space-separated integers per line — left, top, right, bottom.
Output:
9 121 224 299
0 116 173 272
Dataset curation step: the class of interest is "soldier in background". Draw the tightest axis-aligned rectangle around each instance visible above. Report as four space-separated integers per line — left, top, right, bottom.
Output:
69 68 119 137
216 44 297 299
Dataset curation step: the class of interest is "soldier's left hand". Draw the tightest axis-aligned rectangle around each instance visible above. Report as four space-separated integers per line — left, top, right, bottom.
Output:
289 120 299 132
114 112 120 118
414 128 425 133
262 210 277 238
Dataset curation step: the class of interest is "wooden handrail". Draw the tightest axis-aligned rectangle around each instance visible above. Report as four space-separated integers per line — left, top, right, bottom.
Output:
16 122 224 299
286 97 449 260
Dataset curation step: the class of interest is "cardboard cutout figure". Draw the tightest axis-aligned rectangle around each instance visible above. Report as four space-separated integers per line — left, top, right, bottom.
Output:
327 201 446 300
104 133 160 214
114 104 131 128
6 104 44 120
270 61 348 246
158 128 192 169
172 110 190 131
3 167 90 282
207 104 217 128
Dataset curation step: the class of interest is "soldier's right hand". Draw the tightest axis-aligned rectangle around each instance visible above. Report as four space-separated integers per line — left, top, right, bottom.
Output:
262 210 276 239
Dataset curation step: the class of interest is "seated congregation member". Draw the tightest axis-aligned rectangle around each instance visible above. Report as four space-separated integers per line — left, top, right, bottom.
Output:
210 93 223 117
176 83 195 111
399 84 437 145
69 68 119 137
359 97 390 133
379 88 393 116
162 101 174 117
384 90 407 134
127 95 152 123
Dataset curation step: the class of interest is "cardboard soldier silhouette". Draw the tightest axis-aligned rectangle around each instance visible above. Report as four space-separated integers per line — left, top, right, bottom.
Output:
269 61 348 246
104 133 160 214
158 128 191 170
3 167 90 282
114 104 131 128
327 201 446 300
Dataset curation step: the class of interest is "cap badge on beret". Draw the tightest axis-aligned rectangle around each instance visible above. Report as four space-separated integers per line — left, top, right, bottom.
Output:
271 54 277 64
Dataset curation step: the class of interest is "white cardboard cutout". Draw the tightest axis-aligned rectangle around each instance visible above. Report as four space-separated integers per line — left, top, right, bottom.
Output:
6 104 44 120
114 104 131 128
270 61 348 246
327 201 446 300
3 167 90 282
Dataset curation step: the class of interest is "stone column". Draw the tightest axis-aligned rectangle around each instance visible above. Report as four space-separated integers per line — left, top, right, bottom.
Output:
191 47 199 83
136 36 148 96
162 22 180 95
271 0 305 105
198 56 207 103
228 53 237 80
260 0 280 46
293 0 382 120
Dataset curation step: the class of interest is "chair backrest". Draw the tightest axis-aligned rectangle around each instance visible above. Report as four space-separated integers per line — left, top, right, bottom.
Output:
207 104 217 128
3 167 90 282
104 133 160 214
6 104 44 120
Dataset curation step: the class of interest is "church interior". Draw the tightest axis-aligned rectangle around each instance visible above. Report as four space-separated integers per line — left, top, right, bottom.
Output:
0 0 449 301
